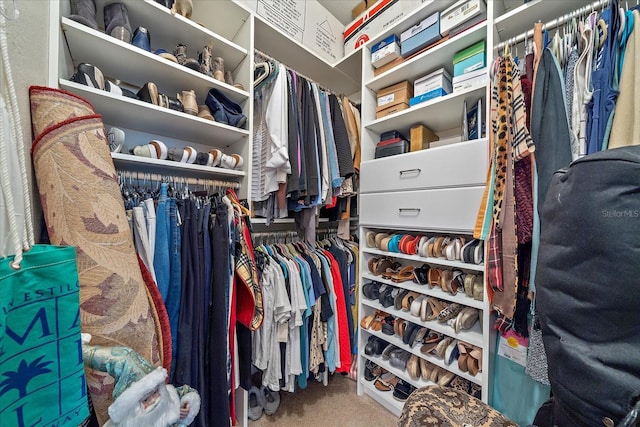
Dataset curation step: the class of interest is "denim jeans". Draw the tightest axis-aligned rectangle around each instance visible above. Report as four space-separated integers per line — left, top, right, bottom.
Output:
132 204 156 283
153 184 182 380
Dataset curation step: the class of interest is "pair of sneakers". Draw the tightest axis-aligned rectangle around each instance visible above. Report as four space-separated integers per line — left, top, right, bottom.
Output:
248 385 280 421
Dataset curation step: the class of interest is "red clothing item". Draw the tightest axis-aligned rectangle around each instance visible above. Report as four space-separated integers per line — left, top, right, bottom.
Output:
323 250 351 373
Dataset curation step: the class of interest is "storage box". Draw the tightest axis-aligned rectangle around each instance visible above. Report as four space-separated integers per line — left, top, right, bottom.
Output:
376 102 409 119
409 87 450 106
376 80 413 112
375 137 409 158
373 56 406 76
344 0 423 55
371 34 401 68
400 12 442 57
440 0 487 36
452 67 487 92
414 67 452 96
453 40 486 76
448 10 486 38
410 124 439 151
352 0 368 19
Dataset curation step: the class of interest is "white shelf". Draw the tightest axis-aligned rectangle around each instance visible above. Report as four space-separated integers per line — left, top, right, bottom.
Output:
89 0 248 70
360 378 406 416
363 329 483 386
361 272 485 310
60 79 249 147
361 299 484 347
111 152 245 179
61 17 249 104
365 84 486 135
494 0 595 43
366 22 488 92
362 247 485 272
253 16 361 96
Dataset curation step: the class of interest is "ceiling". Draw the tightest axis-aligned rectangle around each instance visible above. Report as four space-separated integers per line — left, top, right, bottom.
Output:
319 0 362 25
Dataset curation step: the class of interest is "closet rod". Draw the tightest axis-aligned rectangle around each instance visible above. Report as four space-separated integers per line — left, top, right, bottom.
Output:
494 0 610 51
117 170 241 189
254 49 334 94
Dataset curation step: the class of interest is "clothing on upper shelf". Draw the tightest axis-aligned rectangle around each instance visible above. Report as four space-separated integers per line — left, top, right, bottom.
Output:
252 56 361 225
252 236 359 393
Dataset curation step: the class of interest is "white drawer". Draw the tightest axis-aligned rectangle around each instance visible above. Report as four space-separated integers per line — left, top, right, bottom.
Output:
359 186 485 232
360 139 488 193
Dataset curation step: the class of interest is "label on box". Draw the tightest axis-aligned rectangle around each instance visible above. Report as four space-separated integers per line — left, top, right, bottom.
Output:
378 93 395 107
464 61 484 74
497 330 528 367
235 0 343 62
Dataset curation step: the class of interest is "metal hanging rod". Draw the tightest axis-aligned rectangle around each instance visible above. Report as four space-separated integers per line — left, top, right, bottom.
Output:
254 49 334 94
495 0 611 51
117 170 240 190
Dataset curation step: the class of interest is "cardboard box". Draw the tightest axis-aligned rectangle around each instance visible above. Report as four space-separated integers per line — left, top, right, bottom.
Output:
440 0 487 36
410 124 439 151
344 0 423 55
400 12 442 57
409 87 450 106
373 56 406 76
453 39 486 76
376 80 413 112
376 102 409 119
371 34 401 68
414 67 452 96
352 0 367 19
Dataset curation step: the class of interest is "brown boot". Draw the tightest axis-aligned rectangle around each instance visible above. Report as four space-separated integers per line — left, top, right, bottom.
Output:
177 90 198 116
211 57 225 82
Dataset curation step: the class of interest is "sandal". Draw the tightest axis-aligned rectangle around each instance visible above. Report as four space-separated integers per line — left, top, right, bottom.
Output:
391 265 415 283
428 268 442 289
360 313 375 329
412 263 430 285
374 372 398 392
437 303 463 323
423 297 447 322
454 307 480 333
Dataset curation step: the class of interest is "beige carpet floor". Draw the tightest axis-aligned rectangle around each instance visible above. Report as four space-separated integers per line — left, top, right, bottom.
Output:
248 374 399 427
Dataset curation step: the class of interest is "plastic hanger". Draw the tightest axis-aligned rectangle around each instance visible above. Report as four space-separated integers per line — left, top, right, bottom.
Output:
0 0 19 20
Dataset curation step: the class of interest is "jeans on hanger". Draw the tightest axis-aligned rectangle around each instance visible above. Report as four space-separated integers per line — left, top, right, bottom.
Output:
201 201 212 330
132 204 157 283
175 198 208 427
154 183 182 380
207 200 231 427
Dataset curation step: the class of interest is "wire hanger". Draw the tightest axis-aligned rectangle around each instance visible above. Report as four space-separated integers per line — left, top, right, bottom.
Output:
0 0 18 20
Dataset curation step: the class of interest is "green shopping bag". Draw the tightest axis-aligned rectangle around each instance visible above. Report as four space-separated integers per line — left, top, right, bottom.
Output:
0 245 89 426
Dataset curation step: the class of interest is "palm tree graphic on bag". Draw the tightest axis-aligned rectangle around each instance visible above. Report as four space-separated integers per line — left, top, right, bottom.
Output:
0 356 53 398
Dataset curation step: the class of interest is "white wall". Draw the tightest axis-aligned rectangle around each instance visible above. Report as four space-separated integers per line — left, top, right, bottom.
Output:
3 0 51 239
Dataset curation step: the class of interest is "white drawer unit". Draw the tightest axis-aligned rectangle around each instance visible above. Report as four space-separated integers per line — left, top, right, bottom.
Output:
360 186 485 232
360 138 488 194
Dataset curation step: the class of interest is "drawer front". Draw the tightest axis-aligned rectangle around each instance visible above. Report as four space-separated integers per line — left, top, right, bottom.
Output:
359 187 484 232
360 139 488 193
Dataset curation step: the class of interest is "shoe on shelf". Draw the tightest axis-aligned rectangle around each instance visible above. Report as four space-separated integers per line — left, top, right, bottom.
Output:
131 140 168 160
197 105 215 121
106 127 125 153
104 80 137 98
157 93 185 112
210 56 225 81
224 70 234 86
153 0 174 9
103 2 132 43
171 0 192 19
198 44 214 77
174 44 200 71
220 153 244 169
154 48 178 63
137 82 159 105
132 26 151 51
167 146 197 163
68 0 99 30
177 89 198 115
247 386 263 421
194 151 214 166
70 63 105 89
258 385 280 416
205 88 247 128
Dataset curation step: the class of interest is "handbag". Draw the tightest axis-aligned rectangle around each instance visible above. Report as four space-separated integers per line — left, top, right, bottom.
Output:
0 14 89 425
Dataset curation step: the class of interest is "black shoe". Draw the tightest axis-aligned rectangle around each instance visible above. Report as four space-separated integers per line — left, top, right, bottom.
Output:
70 63 104 89
137 82 159 105
158 93 184 112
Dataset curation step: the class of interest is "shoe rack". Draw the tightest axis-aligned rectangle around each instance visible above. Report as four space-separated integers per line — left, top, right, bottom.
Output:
54 0 253 197
355 0 597 417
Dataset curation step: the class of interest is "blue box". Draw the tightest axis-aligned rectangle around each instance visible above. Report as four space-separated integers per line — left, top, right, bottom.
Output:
400 12 442 57
371 34 400 53
409 87 449 106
